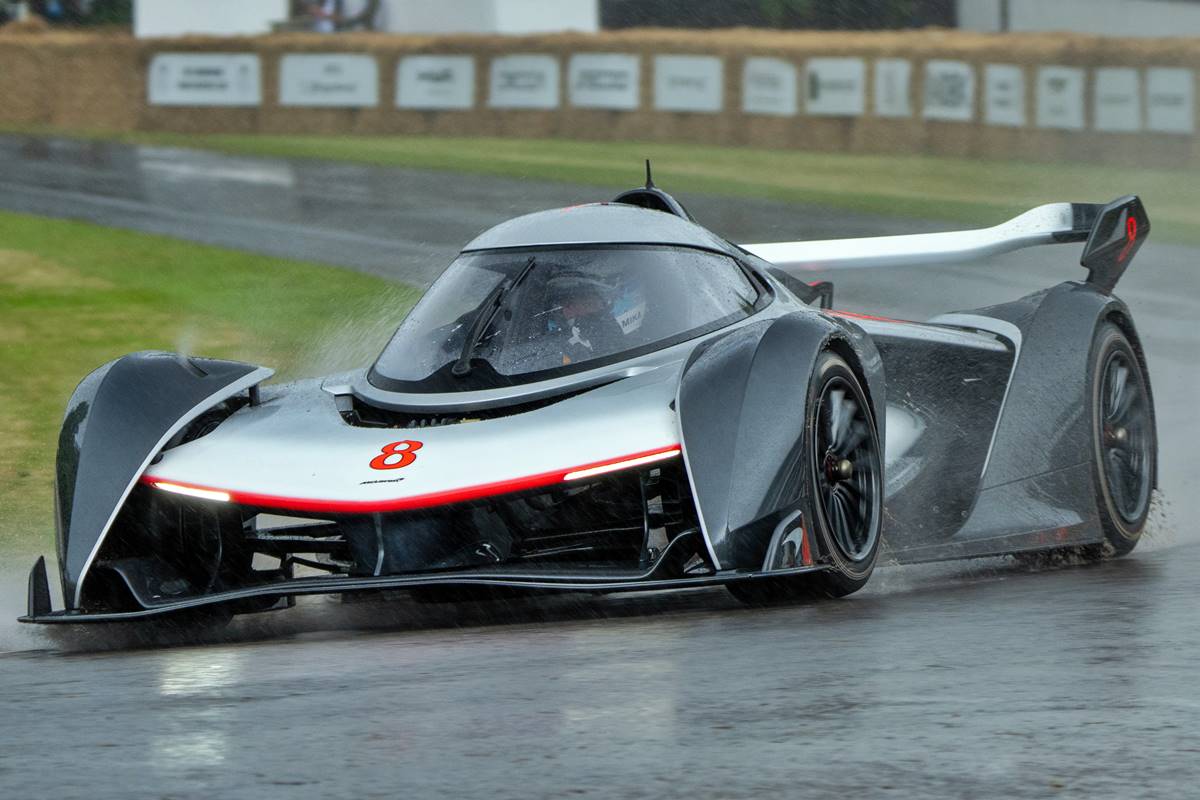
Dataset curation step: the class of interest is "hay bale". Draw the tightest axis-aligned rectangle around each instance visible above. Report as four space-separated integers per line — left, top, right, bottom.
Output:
0 28 1195 167
0 15 52 35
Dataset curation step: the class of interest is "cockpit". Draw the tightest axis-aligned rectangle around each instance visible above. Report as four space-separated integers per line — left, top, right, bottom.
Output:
367 244 767 393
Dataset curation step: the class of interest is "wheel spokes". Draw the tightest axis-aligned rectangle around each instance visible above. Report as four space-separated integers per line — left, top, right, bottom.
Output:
814 375 879 562
1106 362 1130 422
839 483 864 549
839 420 870 459
826 485 859 555
827 389 858 452
1106 449 1131 512
1100 349 1152 523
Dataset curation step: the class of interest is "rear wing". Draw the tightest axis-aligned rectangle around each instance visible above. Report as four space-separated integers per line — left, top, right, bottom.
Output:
742 195 1149 294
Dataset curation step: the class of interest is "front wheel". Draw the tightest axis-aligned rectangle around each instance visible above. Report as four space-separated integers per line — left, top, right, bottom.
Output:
729 350 883 605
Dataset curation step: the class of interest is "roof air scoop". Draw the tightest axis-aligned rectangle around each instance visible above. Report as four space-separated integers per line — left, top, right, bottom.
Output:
612 159 695 221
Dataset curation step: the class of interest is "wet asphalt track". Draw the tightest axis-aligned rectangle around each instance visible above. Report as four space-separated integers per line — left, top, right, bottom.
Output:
1 135 1199 798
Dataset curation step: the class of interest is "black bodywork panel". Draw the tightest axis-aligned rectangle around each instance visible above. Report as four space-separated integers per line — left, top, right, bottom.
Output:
881 281 1153 563
868 326 1014 548
1081 196 1150 293
54 352 269 609
20 542 827 625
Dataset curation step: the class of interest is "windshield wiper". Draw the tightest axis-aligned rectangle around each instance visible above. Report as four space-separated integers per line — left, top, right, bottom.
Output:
451 256 537 377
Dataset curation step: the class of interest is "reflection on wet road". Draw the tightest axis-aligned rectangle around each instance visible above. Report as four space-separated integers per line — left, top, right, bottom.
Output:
3 548 1196 798
1 135 1198 798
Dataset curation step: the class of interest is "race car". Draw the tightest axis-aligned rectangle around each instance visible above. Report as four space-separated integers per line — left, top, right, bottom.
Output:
22 172 1157 623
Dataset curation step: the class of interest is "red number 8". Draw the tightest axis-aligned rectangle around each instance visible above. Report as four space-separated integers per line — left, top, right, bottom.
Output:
370 440 423 470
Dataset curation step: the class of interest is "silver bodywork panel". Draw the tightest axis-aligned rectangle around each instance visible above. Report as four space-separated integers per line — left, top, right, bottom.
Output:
462 203 736 254
148 366 681 509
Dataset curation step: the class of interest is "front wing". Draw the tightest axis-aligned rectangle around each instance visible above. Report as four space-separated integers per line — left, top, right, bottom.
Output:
21 537 829 624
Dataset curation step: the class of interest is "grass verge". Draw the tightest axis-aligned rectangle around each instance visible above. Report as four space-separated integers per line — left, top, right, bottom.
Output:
9 127 1197 245
0 211 419 554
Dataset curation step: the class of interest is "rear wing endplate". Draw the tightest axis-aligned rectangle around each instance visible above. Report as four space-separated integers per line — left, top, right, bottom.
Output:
742 196 1149 293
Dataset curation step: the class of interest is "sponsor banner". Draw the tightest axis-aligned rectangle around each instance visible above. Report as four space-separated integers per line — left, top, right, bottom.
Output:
742 57 797 116
654 55 724 113
805 58 865 116
279 54 378 108
874 58 912 118
1036 66 1085 130
923 60 974 122
1146 67 1195 134
1093 68 1142 133
984 64 1024 127
396 55 474 110
148 53 261 107
489 54 560 109
568 53 639 110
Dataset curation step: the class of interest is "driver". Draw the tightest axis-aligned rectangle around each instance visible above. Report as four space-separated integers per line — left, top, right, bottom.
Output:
543 272 626 365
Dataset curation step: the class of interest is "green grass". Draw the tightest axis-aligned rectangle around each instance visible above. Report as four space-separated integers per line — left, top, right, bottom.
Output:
12 127 1198 244
0 211 419 554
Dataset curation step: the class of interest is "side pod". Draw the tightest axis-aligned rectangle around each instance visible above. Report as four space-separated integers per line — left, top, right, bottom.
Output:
955 283 1151 495
676 312 884 571
53 352 273 610
902 281 1158 561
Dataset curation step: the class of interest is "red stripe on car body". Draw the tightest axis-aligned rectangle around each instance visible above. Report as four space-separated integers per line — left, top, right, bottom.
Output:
141 445 682 514
828 310 914 325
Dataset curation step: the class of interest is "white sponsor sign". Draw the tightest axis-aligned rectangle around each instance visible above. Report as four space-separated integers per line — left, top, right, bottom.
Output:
1146 67 1195 134
489 54 560 109
874 59 912 117
805 58 865 116
742 57 797 116
148 53 261 106
923 60 975 122
135 0 287 38
1036 66 1085 130
568 53 639 110
1093 68 1142 133
654 55 723 113
984 64 1024 126
396 55 475 110
279 54 378 107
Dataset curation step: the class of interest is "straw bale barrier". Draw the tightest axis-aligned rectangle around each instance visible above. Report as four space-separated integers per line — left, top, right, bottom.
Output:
0 26 1196 167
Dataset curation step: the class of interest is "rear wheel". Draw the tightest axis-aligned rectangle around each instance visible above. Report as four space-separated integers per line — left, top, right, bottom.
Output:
1090 322 1156 557
729 351 883 605
1015 321 1156 567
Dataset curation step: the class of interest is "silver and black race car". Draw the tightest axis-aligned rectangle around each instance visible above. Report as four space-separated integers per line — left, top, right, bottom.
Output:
22 173 1157 623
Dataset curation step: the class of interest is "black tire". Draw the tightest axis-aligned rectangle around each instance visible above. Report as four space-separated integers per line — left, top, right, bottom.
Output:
1088 321 1156 557
728 350 883 605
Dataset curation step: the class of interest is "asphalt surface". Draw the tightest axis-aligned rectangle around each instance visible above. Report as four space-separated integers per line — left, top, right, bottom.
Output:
0 135 937 286
1 135 1198 798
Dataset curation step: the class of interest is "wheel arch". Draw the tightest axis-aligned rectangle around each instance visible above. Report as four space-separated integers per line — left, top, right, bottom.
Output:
676 311 884 570
54 351 272 610
824 320 886 440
